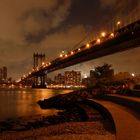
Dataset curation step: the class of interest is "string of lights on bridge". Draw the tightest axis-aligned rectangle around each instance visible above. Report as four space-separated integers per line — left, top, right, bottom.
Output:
18 20 135 83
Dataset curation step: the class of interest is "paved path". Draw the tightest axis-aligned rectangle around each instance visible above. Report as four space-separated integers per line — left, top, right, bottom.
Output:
109 94 140 102
91 99 140 140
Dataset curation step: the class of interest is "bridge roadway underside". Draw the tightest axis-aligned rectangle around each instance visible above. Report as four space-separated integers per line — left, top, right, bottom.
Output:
36 34 140 75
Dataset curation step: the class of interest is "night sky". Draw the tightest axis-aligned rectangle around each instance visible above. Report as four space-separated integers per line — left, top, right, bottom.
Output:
0 0 140 80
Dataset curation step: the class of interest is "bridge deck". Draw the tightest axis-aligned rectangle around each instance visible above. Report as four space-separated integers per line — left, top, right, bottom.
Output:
91 99 140 140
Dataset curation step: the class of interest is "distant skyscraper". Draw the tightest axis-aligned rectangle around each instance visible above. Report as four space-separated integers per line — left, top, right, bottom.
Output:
0 68 2 80
65 71 81 85
2 66 7 80
54 73 65 84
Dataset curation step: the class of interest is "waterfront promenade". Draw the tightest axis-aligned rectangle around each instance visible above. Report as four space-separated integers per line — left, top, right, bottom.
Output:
0 89 140 140
91 99 140 140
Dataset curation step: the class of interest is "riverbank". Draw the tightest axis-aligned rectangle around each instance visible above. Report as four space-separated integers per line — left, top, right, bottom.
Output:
0 121 115 140
0 89 116 140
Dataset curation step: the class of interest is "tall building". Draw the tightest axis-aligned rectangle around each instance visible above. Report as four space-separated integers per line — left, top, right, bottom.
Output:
65 71 81 85
114 72 133 80
54 73 65 84
2 66 7 80
0 68 2 81
90 70 96 79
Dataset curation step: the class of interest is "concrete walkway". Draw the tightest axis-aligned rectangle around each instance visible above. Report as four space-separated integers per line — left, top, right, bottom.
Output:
109 94 140 102
91 99 140 140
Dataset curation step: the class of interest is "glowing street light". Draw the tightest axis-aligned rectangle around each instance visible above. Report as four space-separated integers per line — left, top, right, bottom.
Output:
110 33 114 38
86 43 90 48
62 51 65 53
132 73 135 77
65 54 68 57
42 62 45 65
71 51 74 55
96 38 101 44
117 21 121 26
101 32 106 37
59 54 63 58
78 48 81 51
84 74 88 78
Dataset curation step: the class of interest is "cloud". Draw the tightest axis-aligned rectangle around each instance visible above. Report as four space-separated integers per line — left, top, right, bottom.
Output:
21 0 72 43
39 25 88 60
100 0 116 8
0 0 71 44
0 0 73 79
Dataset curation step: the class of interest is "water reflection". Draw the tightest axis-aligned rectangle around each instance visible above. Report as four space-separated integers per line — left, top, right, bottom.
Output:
0 88 72 120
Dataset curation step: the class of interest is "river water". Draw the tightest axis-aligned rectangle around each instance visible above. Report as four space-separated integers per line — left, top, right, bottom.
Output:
0 88 72 121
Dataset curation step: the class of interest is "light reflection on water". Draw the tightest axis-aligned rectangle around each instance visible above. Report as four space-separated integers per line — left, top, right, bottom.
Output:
0 88 72 120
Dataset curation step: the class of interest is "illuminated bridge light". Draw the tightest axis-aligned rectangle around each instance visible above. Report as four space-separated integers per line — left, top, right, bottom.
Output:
78 48 81 51
42 62 45 65
29 72 31 75
62 50 65 54
65 54 68 57
86 43 90 48
132 73 135 77
101 32 106 37
71 51 74 55
59 54 63 58
49 62 51 65
117 21 121 26
110 33 114 38
96 38 101 44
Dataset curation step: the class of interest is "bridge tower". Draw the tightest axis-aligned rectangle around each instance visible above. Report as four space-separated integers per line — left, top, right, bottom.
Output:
33 53 46 88
33 53 45 69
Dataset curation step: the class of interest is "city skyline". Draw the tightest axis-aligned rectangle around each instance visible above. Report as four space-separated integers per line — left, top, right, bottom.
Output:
0 0 140 80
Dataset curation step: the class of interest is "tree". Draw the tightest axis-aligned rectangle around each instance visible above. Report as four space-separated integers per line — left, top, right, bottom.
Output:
94 63 114 79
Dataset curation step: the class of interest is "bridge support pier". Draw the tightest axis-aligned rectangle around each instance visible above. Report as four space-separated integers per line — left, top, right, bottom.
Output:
32 74 46 88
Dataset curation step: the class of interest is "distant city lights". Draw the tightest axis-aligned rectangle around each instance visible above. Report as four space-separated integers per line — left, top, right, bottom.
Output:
132 73 135 77
84 74 88 78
